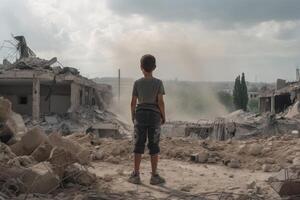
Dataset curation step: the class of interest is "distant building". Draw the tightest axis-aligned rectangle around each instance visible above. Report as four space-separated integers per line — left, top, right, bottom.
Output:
259 70 300 114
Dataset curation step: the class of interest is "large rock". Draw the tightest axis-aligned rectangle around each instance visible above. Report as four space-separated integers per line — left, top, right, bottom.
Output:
5 112 27 138
10 127 48 156
48 147 77 178
0 97 12 122
228 159 241 168
31 140 53 162
0 142 16 163
49 132 90 165
64 163 96 186
7 155 35 167
248 144 263 156
21 162 60 194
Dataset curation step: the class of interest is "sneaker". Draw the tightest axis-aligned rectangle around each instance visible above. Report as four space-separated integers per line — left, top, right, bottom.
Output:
150 174 166 185
128 171 141 184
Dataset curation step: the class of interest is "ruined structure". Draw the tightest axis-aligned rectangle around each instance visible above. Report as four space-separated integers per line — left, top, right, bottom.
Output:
0 36 112 121
259 77 300 114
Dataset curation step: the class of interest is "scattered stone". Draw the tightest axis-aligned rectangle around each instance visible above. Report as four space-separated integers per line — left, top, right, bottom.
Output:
7 155 35 167
49 132 90 165
264 158 276 164
248 144 263 156
190 151 208 163
180 185 193 192
64 163 96 186
293 157 300 165
21 162 60 194
0 142 16 162
228 159 241 168
44 116 58 125
92 151 105 161
48 147 77 178
106 156 120 164
0 97 12 121
10 126 47 156
247 181 256 190
31 140 53 162
103 174 113 182
237 144 247 155
262 164 272 172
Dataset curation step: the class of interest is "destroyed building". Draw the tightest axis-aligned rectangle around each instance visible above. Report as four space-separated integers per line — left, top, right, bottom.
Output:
259 75 300 114
0 36 112 122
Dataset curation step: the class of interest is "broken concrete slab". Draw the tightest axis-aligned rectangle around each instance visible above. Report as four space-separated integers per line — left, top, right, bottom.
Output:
44 116 58 125
248 144 263 156
7 155 36 167
10 126 48 156
5 112 27 138
21 162 60 194
31 140 53 162
64 163 96 186
49 132 90 165
0 97 12 122
228 159 241 168
48 147 77 178
0 142 16 163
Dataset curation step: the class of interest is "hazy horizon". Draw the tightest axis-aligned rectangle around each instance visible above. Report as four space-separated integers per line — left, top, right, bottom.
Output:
1 0 300 83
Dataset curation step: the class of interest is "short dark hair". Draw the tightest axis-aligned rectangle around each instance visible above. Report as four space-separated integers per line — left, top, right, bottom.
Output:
140 54 156 72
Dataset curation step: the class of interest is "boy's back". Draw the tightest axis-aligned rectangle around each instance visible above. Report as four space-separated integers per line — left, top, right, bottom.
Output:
133 77 165 113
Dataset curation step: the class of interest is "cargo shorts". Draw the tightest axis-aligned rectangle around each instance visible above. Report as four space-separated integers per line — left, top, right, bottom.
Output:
133 110 161 155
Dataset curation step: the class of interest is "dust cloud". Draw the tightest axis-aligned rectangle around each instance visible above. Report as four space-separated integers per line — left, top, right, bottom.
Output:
109 79 228 123
106 23 228 122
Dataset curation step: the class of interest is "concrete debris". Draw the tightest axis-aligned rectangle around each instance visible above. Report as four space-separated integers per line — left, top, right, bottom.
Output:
63 163 96 186
44 116 58 125
269 167 300 197
0 142 16 162
190 152 208 163
248 144 263 156
7 155 35 167
48 147 77 178
10 126 47 156
0 97 27 144
49 132 90 165
227 159 241 169
285 101 300 119
0 96 12 121
21 162 60 194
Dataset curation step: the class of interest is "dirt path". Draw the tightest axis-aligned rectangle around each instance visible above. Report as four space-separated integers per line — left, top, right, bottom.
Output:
90 159 280 199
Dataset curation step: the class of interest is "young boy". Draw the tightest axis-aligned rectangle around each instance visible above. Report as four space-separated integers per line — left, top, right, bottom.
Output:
128 54 166 185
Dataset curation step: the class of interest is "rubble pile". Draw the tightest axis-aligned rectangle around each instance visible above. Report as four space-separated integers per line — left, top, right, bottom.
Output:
0 98 97 199
0 129 97 199
89 135 300 172
24 106 131 137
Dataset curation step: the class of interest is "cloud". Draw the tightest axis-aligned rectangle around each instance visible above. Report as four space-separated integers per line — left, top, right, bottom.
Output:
106 0 300 27
0 0 300 82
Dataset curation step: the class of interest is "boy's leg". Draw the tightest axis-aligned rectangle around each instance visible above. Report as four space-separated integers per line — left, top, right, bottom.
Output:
148 125 165 185
129 118 147 184
134 153 142 173
150 153 159 175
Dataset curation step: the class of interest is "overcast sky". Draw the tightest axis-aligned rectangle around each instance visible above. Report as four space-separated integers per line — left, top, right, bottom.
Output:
1 0 300 82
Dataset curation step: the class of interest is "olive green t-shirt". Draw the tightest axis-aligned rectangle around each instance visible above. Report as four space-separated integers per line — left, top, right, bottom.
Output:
132 77 165 113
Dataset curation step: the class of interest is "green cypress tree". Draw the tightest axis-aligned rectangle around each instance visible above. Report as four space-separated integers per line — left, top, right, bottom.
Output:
241 73 248 111
233 75 242 110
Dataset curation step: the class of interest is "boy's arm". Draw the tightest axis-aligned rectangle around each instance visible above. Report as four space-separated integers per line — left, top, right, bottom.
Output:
158 94 166 124
131 95 137 123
